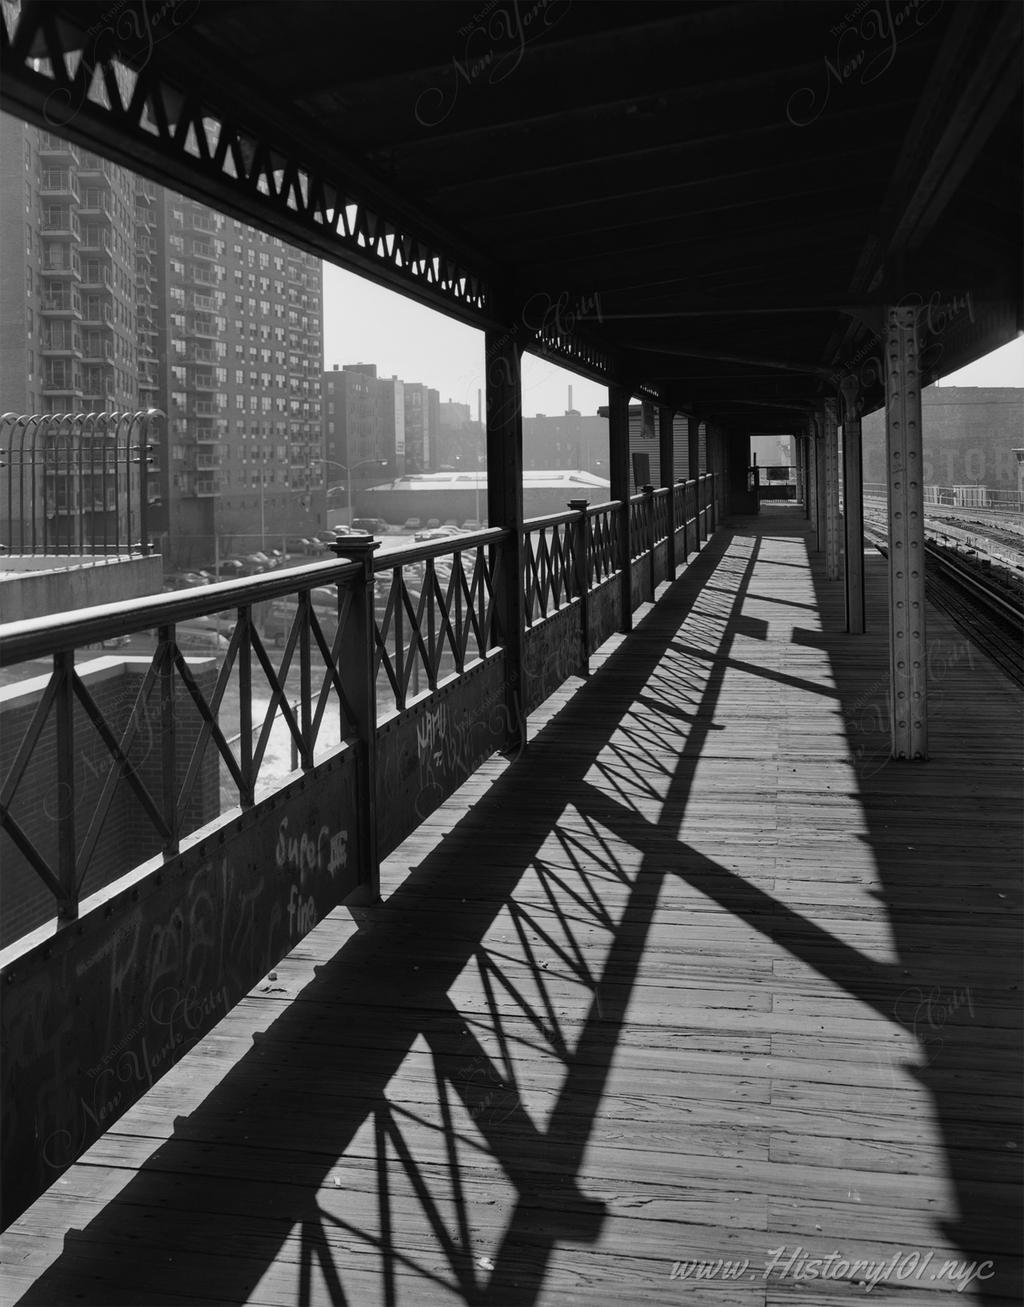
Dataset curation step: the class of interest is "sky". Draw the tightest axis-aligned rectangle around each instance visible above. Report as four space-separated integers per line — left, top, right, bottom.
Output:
324 265 1023 417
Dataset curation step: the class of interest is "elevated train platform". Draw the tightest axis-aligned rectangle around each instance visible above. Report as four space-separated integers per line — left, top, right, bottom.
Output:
3 508 1020 1306
1 4 1022 1303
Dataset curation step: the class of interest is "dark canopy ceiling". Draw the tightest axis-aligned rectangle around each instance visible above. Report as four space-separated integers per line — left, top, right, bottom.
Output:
2 0 1020 427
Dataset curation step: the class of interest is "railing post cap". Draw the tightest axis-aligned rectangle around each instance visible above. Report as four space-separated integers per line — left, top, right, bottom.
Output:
328 532 379 559
642 484 655 494
567 498 589 511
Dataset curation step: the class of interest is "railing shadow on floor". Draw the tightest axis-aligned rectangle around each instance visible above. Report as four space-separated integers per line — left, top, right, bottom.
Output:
9 527 738 1307
794 525 1023 1306
12 515 1022 1305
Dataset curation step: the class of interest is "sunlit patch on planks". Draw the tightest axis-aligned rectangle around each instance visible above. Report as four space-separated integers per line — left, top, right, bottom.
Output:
3 510 1020 1306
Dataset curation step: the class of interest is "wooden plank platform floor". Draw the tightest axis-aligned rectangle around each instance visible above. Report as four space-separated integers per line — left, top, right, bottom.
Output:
3 510 1021 1307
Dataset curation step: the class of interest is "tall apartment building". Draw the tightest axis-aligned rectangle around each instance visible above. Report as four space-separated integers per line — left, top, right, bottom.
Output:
322 364 405 509
403 382 440 473
436 399 484 470
1 112 325 568
155 194 324 564
1 117 145 415
0 113 163 545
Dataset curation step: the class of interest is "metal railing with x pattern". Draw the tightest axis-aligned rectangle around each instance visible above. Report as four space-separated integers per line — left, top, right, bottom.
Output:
2 480 717 932
522 512 579 624
0 479 717 1222
372 530 504 714
586 502 621 585
0 558 364 925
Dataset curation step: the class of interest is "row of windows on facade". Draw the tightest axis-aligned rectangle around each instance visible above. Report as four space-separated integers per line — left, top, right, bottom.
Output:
171 444 290 462
166 287 319 330
167 343 315 377
170 472 302 490
165 311 320 342
166 258 320 303
169 366 316 389
29 260 139 312
27 200 136 261
24 315 140 360
169 207 319 267
169 391 320 413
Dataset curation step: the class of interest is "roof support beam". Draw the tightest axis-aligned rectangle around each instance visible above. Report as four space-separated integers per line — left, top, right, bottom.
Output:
630 345 832 380
1 0 503 326
1 1 663 397
849 2 1022 293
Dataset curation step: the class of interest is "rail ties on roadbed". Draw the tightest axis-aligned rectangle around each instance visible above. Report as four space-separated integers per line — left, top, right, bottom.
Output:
862 519 1023 686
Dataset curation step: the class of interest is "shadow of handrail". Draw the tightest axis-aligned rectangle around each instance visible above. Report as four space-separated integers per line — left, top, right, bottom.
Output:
12 517 1022 1305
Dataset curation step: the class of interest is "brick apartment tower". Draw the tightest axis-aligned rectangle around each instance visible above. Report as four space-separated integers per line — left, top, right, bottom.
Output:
1 111 325 568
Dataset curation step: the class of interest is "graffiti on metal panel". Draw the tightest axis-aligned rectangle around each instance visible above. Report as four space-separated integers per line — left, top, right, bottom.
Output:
4 800 350 1200
526 611 582 711
416 701 488 818
415 680 513 819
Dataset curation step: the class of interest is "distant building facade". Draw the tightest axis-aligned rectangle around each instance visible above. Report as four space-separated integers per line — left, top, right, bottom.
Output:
591 405 704 487
156 194 323 563
861 387 1024 492
321 364 406 513
403 382 440 473
0 114 162 549
1 113 325 569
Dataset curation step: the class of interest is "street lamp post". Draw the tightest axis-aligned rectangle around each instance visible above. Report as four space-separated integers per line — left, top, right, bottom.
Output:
316 458 388 525
455 451 484 524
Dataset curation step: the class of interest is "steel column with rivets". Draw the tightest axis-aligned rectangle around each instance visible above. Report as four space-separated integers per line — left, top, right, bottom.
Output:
659 407 676 580
800 433 810 514
840 375 866 633
486 328 526 754
884 305 928 760
568 498 591 674
810 418 823 548
330 533 381 902
609 385 633 632
822 399 842 582
687 416 701 550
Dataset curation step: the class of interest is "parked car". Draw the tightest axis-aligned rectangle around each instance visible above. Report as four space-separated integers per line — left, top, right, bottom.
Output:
285 536 318 555
352 517 390 534
164 569 217 588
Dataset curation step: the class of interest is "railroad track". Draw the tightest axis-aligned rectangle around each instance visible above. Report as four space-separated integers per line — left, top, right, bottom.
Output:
863 521 1024 686
863 494 1024 554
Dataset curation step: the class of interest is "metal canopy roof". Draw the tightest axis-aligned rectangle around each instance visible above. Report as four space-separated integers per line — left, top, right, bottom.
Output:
3 0 1020 428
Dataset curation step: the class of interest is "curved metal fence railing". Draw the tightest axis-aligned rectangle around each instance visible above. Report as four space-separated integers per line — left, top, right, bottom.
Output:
0 409 162 556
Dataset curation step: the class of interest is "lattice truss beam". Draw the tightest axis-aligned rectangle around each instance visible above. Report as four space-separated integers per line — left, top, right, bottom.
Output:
0 0 646 391
0 588 359 912
0 1 501 325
